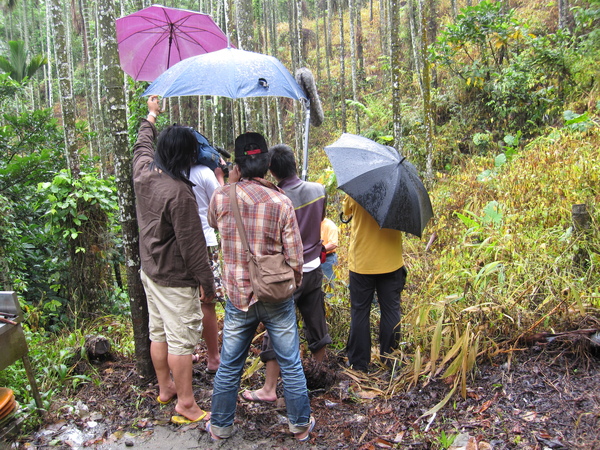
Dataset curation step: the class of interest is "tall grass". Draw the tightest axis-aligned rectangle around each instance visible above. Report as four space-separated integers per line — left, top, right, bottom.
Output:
325 125 599 409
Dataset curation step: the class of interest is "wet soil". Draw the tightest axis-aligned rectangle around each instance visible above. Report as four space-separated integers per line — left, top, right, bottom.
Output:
7 340 600 449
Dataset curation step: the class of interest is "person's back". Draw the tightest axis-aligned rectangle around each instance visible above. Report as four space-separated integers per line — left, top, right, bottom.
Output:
190 163 220 247
133 108 213 291
206 133 313 442
209 178 303 309
344 196 407 372
243 144 331 406
278 178 325 261
132 96 215 425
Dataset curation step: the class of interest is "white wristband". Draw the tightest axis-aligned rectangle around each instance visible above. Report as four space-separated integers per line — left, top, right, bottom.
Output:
148 111 157 118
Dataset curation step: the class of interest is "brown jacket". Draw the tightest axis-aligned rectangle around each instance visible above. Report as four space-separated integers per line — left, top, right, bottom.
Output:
132 120 214 296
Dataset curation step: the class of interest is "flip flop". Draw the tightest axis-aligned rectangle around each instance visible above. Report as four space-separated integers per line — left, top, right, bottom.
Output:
156 395 175 405
241 390 275 404
295 416 316 442
205 368 218 375
171 410 209 425
192 354 200 364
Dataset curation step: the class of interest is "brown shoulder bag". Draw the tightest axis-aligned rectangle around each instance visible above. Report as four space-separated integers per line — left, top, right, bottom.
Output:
230 183 297 303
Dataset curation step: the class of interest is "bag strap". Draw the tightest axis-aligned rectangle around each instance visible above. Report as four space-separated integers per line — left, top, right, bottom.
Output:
230 183 253 256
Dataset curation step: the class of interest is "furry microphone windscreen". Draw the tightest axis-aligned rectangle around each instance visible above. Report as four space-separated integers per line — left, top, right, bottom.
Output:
295 67 325 127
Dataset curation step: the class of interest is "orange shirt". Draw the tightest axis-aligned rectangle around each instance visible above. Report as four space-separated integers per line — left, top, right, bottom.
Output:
320 218 338 254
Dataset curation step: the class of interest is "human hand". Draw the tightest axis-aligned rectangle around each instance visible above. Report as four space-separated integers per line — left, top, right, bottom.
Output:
214 166 226 186
228 164 241 183
199 285 215 304
146 95 161 122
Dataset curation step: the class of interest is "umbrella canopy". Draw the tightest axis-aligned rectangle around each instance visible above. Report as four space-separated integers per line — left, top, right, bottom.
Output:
143 47 307 100
324 133 433 238
116 5 229 81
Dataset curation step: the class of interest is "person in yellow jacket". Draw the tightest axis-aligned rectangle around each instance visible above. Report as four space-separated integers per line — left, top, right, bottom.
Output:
343 196 407 372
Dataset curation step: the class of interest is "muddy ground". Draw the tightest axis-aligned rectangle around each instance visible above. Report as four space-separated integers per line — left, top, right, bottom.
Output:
4 337 600 449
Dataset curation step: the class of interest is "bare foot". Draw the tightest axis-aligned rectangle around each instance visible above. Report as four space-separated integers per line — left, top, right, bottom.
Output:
158 384 177 404
174 403 211 422
241 389 276 403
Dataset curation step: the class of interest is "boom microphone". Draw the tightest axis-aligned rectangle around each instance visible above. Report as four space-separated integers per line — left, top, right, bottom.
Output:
216 146 231 159
295 67 325 127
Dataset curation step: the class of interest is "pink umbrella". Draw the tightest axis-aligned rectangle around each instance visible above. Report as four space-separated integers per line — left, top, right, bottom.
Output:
116 5 230 82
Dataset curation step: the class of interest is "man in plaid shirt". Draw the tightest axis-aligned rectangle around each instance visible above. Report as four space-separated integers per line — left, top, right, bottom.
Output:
206 132 315 442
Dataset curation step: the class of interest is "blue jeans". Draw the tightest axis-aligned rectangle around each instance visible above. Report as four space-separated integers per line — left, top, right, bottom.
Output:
321 253 337 284
210 298 311 438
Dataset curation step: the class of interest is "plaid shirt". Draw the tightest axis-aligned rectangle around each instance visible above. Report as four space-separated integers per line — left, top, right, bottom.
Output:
208 178 304 311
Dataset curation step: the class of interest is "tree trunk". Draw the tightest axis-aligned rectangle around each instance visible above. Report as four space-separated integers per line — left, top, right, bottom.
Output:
390 0 403 149
422 0 434 182
339 0 347 133
356 0 364 76
315 8 321 82
428 0 438 88
380 0 389 56
44 0 54 108
236 0 258 131
324 0 336 113
79 0 102 166
349 0 360 133
408 0 424 97
290 0 303 160
50 0 80 176
558 0 572 31
97 0 154 381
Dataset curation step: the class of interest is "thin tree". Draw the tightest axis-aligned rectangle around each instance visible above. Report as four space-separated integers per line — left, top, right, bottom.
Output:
49 0 79 176
324 0 333 95
235 0 258 131
558 0 573 31
390 0 403 150
349 0 360 133
339 0 347 133
421 0 434 181
97 0 154 380
408 0 424 97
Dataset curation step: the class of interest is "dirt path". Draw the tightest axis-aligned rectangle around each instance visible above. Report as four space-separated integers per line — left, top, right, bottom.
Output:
9 343 600 449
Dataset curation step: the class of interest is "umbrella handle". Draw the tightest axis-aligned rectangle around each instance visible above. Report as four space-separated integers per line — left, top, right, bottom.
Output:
340 212 352 224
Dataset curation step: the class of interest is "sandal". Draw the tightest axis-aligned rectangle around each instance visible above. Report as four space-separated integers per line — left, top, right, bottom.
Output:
171 409 209 424
156 395 176 405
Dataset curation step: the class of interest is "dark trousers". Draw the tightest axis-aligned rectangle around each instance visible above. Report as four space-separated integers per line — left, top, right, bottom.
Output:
346 267 407 371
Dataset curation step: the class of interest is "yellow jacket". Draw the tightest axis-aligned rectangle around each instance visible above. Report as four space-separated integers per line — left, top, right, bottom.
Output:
343 196 404 274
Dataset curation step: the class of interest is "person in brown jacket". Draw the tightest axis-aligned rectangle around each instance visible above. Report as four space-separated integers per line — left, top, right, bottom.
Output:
133 95 215 424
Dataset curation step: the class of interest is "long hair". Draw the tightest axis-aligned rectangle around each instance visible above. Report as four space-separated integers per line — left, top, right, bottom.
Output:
269 144 297 180
154 125 197 184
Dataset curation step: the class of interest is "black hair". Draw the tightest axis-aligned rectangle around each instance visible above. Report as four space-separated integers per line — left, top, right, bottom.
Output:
236 153 271 179
154 125 197 185
269 144 297 180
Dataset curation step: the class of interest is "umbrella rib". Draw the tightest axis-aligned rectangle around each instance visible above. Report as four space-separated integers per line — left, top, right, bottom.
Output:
134 33 172 79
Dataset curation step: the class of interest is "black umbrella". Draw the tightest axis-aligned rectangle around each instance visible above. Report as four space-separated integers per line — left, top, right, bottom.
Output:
324 133 433 238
